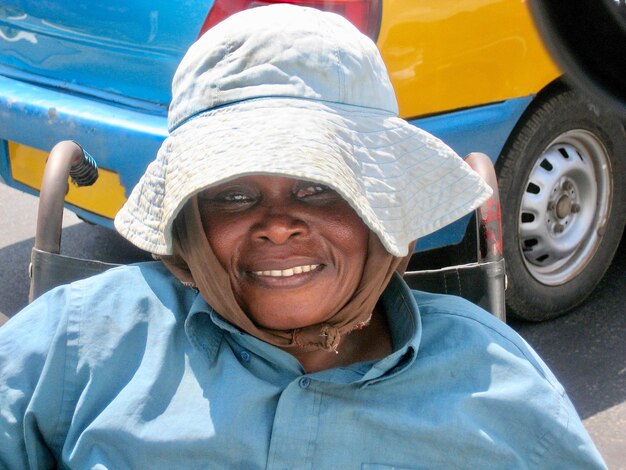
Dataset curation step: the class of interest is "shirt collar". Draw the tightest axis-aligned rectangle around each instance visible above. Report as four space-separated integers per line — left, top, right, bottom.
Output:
359 272 421 384
184 293 224 366
184 272 422 382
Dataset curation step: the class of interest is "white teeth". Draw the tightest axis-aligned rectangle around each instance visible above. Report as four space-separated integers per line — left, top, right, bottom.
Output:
254 264 319 277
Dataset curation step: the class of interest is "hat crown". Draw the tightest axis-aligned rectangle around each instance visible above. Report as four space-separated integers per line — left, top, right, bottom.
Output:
168 4 398 131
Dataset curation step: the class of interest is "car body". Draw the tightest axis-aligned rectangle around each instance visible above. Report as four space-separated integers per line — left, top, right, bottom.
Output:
1 0 623 319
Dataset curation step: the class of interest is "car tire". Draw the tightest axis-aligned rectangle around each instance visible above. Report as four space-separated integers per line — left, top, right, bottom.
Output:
498 88 626 321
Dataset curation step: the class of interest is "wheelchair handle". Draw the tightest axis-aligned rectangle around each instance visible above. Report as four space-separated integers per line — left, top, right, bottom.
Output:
35 141 99 254
464 152 503 262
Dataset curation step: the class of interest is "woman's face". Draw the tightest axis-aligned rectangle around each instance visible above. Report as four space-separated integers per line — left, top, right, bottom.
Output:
199 175 369 330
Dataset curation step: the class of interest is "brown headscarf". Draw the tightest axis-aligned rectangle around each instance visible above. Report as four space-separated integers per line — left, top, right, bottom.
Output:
161 196 414 352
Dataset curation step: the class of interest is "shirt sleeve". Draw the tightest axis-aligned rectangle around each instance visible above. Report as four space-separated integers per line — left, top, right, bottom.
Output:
536 393 608 469
0 286 74 469
510 333 608 469
414 291 607 468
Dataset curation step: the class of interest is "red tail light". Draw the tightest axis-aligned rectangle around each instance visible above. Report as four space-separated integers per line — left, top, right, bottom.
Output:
199 0 381 41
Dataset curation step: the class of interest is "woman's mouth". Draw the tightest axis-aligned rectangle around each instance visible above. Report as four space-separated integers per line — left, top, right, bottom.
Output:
252 264 320 278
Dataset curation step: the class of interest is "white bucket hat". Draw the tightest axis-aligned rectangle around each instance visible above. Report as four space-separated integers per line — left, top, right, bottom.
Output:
115 4 492 257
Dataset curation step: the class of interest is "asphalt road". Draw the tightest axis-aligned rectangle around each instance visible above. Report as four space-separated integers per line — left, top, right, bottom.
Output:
1 182 624 468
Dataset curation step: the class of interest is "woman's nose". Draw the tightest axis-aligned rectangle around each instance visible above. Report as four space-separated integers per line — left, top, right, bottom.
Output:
252 212 309 244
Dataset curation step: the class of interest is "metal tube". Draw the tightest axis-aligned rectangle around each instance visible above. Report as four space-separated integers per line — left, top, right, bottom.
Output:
34 141 85 254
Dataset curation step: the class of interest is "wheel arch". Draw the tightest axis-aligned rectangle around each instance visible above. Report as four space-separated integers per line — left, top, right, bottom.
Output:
495 77 572 174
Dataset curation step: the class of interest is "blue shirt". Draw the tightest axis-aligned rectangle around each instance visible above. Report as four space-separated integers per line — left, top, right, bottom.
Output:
0 262 605 469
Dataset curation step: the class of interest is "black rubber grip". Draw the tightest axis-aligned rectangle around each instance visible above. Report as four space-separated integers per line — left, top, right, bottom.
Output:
69 148 99 186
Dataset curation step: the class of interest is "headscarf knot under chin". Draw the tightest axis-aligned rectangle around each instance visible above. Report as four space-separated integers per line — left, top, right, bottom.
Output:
292 324 341 352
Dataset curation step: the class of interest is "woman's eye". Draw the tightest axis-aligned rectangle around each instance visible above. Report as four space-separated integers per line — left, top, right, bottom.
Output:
220 192 253 203
199 188 257 206
295 183 330 199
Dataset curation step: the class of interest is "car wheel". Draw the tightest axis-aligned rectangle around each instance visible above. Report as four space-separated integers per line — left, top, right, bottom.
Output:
498 88 626 321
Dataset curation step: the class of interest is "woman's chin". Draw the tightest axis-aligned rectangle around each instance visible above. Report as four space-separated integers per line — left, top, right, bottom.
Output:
243 300 336 331
234 275 348 330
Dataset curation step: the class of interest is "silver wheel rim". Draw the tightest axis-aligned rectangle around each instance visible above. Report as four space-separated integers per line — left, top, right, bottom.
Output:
518 129 612 286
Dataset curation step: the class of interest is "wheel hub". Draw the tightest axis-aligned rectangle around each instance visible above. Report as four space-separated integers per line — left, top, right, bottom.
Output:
517 130 612 285
547 178 580 236
555 194 572 219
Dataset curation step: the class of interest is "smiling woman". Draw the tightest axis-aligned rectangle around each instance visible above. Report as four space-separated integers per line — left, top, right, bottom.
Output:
199 176 370 332
0 4 607 469
191 175 387 371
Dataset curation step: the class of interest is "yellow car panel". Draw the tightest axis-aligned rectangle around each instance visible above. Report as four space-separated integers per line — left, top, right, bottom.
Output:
8 142 127 220
378 0 561 118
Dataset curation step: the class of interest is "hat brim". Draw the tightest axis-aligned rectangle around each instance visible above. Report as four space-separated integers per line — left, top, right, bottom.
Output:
115 98 492 257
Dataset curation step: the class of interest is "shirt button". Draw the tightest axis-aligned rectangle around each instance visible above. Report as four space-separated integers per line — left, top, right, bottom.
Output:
240 350 250 362
299 377 311 389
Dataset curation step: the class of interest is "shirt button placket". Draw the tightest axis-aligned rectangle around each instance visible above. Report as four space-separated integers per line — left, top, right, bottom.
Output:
266 377 320 470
